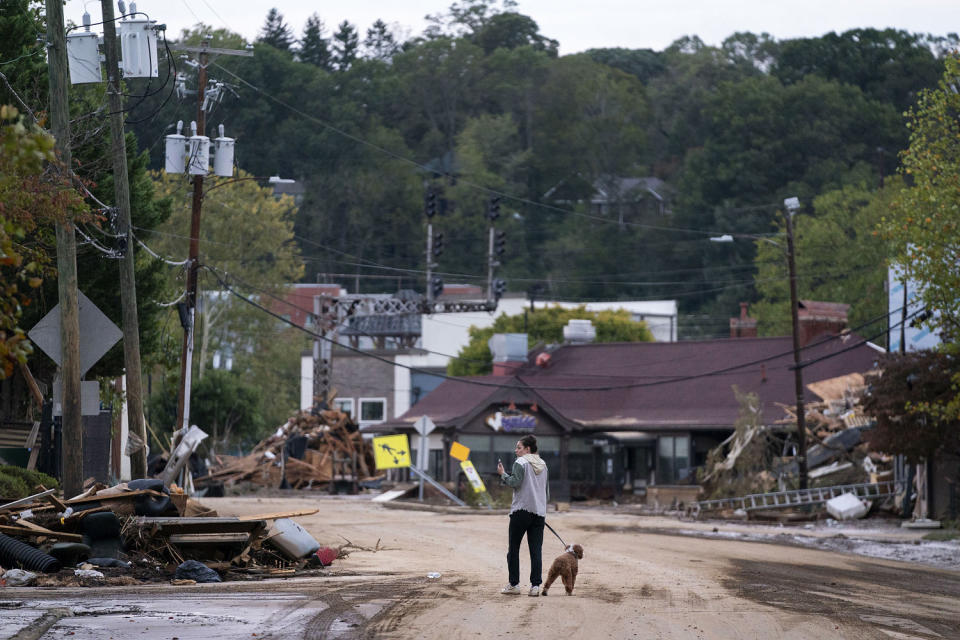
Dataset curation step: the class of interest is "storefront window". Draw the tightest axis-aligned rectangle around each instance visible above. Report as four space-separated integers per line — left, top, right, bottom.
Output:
656 435 691 484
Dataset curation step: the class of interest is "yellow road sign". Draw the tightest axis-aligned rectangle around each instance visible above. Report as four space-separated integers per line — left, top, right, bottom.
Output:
460 460 486 493
449 441 470 462
373 434 412 469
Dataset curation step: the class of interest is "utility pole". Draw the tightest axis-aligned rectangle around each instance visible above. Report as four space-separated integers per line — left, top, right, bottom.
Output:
172 38 252 433
100 0 147 478
174 44 207 433
45 0 83 497
783 197 808 490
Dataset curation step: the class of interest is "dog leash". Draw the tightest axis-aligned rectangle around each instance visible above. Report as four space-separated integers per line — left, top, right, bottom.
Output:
544 521 567 548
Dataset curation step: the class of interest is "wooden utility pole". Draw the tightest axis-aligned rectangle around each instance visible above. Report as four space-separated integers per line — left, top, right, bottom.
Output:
101 0 148 478
172 39 252 433
45 0 83 497
784 198 808 491
174 45 207 434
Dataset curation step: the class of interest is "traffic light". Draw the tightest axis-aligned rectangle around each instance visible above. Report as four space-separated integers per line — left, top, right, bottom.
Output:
493 278 507 299
432 231 444 258
431 277 444 298
494 230 506 258
425 186 439 218
487 196 501 221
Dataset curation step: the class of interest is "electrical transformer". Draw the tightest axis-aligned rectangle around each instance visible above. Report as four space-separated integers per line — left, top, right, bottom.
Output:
164 120 186 174
66 13 102 85
188 121 210 176
212 124 235 177
118 4 158 78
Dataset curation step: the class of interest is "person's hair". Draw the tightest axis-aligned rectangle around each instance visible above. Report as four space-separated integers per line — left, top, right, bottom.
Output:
519 435 537 453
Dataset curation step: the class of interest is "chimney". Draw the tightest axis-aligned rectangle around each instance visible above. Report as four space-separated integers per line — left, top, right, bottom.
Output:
730 302 758 338
488 333 528 376
563 319 596 344
797 301 849 347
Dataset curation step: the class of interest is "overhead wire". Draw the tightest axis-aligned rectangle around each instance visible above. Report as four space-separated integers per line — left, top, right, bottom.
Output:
203 263 915 393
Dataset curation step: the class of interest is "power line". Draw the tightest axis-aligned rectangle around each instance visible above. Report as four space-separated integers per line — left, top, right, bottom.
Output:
204 264 913 394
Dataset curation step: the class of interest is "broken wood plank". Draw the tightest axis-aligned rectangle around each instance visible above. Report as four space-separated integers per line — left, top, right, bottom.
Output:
168 533 251 544
236 509 319 521
0 523 83 542
0 488 56 511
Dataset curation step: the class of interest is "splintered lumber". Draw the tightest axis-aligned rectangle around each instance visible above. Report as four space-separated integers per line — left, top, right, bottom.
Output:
133 516 267 535
8 519 83 542
0 488 56 511
200 407 377 492
236 509 319 521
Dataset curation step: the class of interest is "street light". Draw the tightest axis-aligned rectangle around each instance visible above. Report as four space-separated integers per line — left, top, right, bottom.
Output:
710 196 809 490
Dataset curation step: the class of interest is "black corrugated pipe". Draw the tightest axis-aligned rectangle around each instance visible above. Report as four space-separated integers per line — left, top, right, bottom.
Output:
0 533 62 573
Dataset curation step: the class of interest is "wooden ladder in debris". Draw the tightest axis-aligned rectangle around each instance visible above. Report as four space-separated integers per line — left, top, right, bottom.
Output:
690 480 907 517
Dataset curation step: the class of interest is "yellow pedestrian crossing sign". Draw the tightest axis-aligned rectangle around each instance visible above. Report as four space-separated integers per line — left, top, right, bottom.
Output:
373 434 412 469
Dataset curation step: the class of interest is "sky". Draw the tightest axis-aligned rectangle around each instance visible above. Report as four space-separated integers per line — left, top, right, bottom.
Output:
67 0 959 55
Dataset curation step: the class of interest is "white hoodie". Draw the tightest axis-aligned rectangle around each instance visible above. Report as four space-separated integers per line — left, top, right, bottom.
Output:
502 453 549 516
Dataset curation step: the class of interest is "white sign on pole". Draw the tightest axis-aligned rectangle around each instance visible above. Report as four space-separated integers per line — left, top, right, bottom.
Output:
28 290 122 376
414 415 436 436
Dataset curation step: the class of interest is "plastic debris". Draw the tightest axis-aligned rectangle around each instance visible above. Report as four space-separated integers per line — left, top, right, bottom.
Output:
2 569 37 586
174 559 221 583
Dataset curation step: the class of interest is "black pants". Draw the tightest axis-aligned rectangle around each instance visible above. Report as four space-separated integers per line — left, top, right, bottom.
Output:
507 509 544 586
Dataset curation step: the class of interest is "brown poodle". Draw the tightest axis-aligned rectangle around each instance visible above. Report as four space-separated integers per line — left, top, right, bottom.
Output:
541 544 583 596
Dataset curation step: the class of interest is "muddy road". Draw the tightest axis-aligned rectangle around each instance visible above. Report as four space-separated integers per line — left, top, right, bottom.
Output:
2 495 958 639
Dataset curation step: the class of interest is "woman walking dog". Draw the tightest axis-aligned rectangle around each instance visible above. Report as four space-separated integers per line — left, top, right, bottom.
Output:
498 434 549 597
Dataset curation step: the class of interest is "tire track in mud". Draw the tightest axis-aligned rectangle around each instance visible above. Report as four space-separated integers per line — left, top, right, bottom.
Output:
301 576 466 639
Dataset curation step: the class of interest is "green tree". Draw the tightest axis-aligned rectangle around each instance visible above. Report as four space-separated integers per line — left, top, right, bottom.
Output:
472 12 557 56
447 306 654 375
750 185 891 337
147 170 303 433
188 369 264 451
332 21 360 72
773 29 947 113
258 8 295 51
299 14 332 69
862 351 960 460
363 19 400 62
0 0 47 112
882 56 960 339
0 106 86 378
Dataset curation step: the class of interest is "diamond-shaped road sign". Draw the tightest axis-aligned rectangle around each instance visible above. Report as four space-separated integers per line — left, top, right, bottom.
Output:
414 415 436 436
28 290 122 376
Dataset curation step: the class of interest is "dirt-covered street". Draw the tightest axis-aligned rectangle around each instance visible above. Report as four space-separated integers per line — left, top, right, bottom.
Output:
3 494 959 639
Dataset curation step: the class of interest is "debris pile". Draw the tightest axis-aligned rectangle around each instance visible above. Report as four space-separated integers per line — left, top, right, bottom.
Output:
195 409 381 492
697 374 899 518
0 482 342 587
